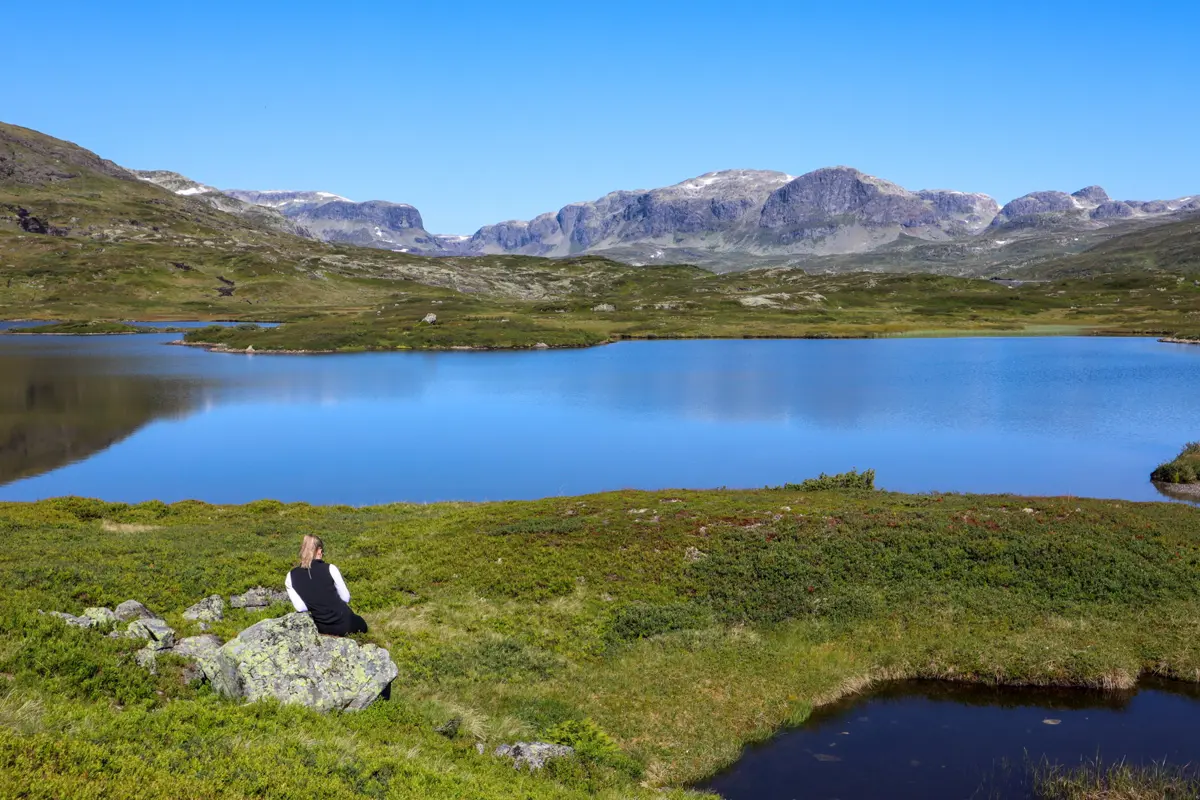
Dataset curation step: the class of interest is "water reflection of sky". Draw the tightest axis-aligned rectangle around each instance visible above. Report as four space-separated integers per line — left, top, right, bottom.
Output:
1 335 1199 504
705 679 1200 800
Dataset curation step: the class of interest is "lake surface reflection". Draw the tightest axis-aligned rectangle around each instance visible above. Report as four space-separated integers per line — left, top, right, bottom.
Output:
0 335 1198 504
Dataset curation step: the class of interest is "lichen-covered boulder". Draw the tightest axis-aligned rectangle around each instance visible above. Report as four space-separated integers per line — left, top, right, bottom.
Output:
183 595 225 622
82 607 119 629
173 634 223 684
229 586 289 610
127 618 175 650
213 613 396 711
493 742 575 771
115 600 157 621
47 611 94 628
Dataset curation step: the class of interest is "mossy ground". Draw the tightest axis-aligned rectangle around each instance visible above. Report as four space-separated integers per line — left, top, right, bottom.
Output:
2 487 1199 797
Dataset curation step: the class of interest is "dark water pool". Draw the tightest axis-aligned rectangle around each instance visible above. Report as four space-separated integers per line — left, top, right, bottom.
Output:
703 679 1200 800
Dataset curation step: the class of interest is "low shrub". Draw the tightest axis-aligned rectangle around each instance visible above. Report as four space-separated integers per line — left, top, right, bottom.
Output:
783 469 876 491
607 602 712 643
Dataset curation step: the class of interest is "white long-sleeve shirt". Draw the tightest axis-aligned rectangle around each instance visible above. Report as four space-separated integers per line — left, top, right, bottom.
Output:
285 563 350 612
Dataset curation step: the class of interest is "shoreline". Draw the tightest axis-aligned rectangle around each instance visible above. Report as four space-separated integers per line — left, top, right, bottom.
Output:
166 328 1154 355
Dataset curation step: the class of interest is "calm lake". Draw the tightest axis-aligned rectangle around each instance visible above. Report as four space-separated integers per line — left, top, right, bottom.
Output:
1 333 1199 504
703 679 1200 800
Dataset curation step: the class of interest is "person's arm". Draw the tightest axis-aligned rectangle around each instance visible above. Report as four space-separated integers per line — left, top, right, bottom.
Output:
285 572 308 612
328 564 351 604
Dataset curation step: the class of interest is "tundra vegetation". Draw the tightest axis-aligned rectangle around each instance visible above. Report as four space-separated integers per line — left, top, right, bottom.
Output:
2 481 1199 797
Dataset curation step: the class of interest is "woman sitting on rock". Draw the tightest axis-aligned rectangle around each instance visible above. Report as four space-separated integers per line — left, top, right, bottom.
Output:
285 534 368 636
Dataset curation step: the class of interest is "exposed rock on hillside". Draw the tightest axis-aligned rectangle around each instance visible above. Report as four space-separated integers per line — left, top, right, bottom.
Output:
229 586 289 610
134 170 306 236
991 185 1200 230
183 595 225 622
225 189 442 253
211 613 397 711
492 742 575 771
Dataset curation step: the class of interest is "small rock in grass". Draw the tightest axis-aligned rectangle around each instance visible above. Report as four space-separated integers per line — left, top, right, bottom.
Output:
114 600 157 621
173 634 223 684
422 313 437 324
435 716 462 739
229 586 289 610
48 611 94 629
127 618 176 650
82 607 119 629
592 303 615 312
493 742 574 771
183 595 225 623
135 646 160 674
684 546 707 563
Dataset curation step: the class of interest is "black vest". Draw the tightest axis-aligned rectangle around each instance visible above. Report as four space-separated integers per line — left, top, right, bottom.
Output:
289 560 350 634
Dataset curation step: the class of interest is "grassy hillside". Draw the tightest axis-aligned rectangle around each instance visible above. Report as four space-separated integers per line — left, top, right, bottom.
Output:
6 120 1200 351
1 487 1198 797
1017 214 1200 279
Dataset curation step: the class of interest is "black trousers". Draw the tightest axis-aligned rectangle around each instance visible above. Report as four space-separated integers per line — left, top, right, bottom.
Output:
317 611 368 637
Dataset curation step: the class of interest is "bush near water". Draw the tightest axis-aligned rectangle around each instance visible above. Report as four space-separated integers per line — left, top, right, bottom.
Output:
1151 441 1200 484
2 481 1200 797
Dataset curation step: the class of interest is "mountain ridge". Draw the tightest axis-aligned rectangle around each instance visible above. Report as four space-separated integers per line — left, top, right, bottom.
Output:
220 165 1199 272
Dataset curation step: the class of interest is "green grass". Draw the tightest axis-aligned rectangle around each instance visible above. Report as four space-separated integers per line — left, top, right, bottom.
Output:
2 487 1199 797
4 320 150 335
1034 759 1200 799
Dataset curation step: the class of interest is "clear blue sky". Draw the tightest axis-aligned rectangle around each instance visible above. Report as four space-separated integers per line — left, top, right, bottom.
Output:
3 0 1197 233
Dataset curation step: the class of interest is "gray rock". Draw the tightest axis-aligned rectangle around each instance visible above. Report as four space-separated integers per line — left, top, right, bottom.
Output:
212 613 397 712
173 634 224 684
114 600 157 621
224 190 437 253
592 303 615 312
1091 201 1137 220
1072 185 1111 205
492 742 574 771
229 586 289 610
422 313 437 324
135 646 160 673
82 607 119 629
133 171 304 237
183 595 225 623
127 618 176 650
48 611 94 629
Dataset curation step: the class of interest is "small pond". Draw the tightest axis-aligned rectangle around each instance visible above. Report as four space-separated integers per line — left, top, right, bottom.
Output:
702 679 1200 799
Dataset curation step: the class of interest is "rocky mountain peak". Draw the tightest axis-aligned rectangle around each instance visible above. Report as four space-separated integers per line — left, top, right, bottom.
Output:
1072 185 1111 205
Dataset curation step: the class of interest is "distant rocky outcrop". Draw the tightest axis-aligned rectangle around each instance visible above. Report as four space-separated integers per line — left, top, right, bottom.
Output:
224 190 443 253
991 185 1200 230
134 171 306 236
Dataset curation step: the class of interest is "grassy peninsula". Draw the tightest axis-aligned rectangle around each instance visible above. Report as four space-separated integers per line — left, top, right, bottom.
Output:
2 485 1198 798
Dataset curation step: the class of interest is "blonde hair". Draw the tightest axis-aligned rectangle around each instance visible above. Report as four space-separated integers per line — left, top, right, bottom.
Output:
298 534 324 569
